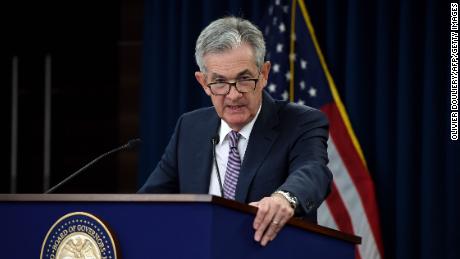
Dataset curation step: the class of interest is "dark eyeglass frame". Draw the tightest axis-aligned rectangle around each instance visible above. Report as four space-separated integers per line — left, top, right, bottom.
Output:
206 77 260 96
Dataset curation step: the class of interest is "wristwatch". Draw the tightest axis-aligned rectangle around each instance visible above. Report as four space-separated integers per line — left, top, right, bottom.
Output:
272 190 298 210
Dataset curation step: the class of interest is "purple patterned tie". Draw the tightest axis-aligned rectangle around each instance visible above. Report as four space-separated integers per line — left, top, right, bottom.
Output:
223 131 241 200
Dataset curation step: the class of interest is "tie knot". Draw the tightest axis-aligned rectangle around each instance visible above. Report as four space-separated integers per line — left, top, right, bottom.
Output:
228 131 240 148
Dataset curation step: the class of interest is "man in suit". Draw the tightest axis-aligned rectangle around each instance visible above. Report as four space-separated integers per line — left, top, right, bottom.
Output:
139 16 332 246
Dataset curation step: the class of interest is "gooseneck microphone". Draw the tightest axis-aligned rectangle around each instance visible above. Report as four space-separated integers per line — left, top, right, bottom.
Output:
211 135 224 197
45 138 141 194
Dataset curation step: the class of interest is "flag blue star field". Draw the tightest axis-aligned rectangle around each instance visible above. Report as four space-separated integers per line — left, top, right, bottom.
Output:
263 1 383 258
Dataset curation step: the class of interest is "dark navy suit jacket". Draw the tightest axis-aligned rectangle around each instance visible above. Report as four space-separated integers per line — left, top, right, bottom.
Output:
139 91 332 221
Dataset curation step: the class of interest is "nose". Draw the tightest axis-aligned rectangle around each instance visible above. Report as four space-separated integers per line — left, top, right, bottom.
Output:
226 84 242 100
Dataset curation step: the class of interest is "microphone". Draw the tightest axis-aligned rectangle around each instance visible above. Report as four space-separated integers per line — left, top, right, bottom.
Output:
211 135 224 197
45 138 141 194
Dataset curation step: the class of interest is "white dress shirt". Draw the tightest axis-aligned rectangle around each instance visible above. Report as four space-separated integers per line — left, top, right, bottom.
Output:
208 105 262 196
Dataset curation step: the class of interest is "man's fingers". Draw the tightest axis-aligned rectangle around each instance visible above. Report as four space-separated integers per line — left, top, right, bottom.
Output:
260 218 282 246
256 196 295 246
252 199 269 229
251 195 295 246
254 201 278 241
249 201 259 207
269 214 290 241
260 207 290 246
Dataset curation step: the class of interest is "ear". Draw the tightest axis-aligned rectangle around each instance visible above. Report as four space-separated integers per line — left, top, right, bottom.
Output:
195 71 212 96
259 61 271 89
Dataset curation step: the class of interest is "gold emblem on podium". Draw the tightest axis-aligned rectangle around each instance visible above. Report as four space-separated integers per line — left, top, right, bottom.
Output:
40 212 118 259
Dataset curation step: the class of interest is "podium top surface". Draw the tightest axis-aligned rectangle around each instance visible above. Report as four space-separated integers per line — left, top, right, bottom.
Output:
0 194 361 244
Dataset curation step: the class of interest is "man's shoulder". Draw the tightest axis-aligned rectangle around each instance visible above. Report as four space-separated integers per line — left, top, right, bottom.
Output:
178 106 218 126
175 107 219 140
182 107 216 117
282 101 318 113
276 100 328 124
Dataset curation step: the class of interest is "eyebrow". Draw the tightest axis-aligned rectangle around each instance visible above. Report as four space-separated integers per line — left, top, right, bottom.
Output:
209 69 255 81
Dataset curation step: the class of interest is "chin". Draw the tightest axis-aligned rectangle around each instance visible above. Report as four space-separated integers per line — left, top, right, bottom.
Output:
224 116 251 129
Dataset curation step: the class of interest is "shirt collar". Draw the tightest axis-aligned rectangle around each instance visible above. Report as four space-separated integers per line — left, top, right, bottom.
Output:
219 103 262 143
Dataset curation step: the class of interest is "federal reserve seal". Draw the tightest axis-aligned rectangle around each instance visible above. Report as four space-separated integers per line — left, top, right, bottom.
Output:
40 212 118 259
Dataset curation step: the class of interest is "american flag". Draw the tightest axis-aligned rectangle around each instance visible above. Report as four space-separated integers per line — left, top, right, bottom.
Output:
263 0 384 258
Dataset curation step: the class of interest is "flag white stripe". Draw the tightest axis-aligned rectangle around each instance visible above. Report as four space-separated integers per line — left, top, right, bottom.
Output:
320 137 381 259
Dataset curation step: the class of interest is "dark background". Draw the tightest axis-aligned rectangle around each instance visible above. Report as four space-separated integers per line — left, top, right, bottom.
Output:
3 0 459 259
2 0 141 193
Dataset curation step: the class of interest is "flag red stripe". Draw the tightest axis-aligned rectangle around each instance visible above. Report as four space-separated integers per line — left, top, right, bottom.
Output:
322 103 384 256
356 248 362 259
326 182 362 259
326 182 355 235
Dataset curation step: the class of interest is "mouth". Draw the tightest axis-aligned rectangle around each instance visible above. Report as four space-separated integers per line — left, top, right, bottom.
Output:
226 105 245 112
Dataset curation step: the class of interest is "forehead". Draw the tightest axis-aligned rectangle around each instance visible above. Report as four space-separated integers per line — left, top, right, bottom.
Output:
203 44 259 79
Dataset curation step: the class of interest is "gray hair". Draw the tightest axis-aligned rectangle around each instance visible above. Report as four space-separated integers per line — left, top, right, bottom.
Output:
195 17 266 72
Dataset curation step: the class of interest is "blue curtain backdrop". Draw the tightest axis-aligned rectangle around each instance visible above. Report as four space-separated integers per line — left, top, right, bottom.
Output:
140 0 459 258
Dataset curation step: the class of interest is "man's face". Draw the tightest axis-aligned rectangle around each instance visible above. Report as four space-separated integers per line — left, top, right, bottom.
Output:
195 44 271 131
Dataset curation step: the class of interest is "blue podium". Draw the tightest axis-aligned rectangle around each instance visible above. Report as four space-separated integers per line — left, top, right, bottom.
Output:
0 194 360 258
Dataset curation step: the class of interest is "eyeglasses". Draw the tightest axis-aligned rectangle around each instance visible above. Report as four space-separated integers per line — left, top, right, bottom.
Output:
207 77 260 96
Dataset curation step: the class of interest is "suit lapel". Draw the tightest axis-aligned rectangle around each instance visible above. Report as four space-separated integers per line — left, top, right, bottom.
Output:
235 91 280 202
190 110 220 193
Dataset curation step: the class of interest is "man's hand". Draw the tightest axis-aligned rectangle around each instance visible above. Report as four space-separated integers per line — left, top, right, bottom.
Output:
249 194 294 246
